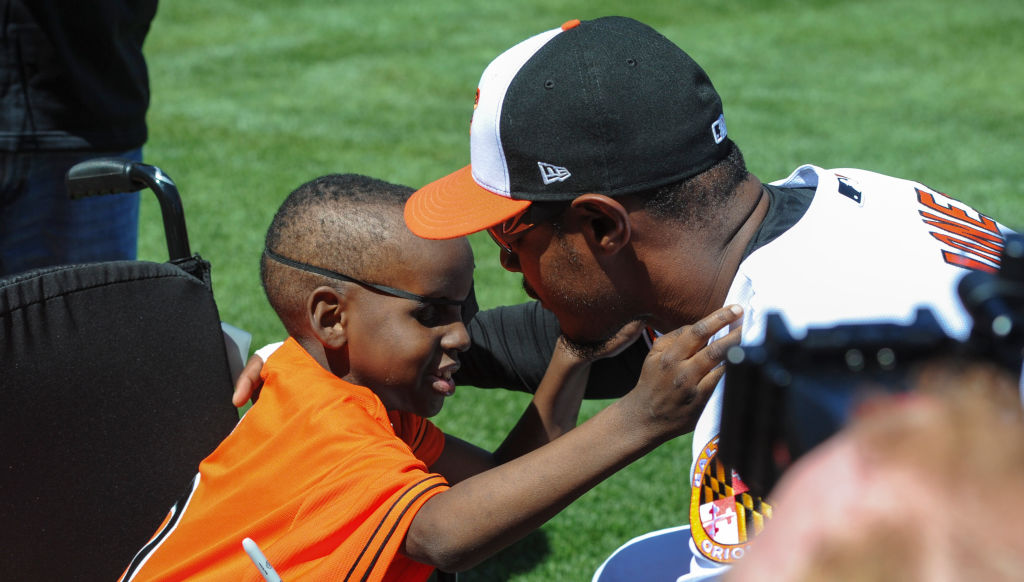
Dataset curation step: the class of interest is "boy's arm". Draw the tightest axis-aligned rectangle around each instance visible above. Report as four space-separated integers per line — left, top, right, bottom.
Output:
431 323 643 483
460 300 647 399
404 305 742 572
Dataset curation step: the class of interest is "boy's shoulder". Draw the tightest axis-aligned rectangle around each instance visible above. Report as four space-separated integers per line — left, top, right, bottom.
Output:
263 338 385 412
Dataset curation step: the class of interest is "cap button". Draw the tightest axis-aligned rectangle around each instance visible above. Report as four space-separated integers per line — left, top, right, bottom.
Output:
561 19 581 30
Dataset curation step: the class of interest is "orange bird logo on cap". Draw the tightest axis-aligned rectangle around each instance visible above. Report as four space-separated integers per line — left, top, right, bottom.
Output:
469 87 480 135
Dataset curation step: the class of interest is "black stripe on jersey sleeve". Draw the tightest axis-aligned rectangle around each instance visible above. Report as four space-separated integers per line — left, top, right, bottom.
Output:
343 474 448 581
120 473 201 581
410 418 427 453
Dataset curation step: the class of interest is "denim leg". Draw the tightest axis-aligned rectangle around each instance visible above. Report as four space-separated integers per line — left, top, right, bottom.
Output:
0 148 142 276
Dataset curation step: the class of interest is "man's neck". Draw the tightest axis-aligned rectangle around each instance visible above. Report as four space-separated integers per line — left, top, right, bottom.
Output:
701 178 769 313
646 175 769 330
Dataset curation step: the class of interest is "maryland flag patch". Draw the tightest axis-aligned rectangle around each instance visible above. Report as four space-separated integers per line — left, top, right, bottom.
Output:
689 436 773 563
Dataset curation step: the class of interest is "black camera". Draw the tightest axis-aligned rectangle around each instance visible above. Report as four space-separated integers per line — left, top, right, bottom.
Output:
718 234 1024 497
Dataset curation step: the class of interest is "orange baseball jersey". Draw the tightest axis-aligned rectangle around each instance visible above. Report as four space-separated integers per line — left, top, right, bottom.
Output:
119 337 449 581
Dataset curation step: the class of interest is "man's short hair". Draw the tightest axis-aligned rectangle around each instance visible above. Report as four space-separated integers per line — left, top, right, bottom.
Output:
543 142 748 235
632 141 749 227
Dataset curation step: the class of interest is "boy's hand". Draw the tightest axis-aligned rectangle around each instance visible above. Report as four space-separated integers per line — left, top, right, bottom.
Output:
591 320 647 360
627 304 743 437
550 319 646 367
408 305 743 571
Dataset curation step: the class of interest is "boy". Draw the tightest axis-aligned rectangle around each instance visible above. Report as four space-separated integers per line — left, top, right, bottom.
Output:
120 173 742 581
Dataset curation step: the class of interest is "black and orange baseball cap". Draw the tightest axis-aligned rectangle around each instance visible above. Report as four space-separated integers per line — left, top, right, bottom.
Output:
405 16 732 240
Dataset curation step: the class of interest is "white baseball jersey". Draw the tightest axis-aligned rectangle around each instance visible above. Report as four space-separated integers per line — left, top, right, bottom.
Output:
682 164 1013 579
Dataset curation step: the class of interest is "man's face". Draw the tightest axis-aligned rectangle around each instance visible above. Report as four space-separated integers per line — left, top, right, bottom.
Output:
490 205 643 351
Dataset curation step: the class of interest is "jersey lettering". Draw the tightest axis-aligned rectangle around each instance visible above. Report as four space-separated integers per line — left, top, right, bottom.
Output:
916 188 1004 273
930 232 1002 264
941 251 1001 272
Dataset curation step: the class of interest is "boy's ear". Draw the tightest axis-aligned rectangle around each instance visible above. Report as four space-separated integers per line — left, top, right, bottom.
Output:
570 193 631 253
307 286 348 349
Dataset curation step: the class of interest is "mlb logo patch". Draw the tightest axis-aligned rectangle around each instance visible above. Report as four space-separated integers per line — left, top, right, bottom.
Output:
836 174 863 204
712 114 728 144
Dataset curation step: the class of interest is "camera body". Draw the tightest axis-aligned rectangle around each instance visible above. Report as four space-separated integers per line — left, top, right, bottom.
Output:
718 234 1024 496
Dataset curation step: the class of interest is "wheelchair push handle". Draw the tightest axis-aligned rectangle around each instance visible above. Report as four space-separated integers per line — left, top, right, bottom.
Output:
65 157 192 262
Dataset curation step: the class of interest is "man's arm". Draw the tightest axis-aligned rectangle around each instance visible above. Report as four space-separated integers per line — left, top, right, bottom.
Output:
403 305 742 572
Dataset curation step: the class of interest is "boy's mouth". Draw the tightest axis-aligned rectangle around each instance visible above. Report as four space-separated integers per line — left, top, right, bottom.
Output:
429 368 457 397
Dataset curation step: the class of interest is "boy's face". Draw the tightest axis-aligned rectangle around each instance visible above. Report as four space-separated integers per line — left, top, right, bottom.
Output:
341 237 474 417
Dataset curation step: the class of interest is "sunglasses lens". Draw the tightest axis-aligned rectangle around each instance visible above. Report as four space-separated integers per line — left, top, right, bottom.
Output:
488 204 554 253
487 228 511 253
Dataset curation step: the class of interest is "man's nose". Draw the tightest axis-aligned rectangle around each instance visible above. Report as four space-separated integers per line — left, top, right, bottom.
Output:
498 247 521 273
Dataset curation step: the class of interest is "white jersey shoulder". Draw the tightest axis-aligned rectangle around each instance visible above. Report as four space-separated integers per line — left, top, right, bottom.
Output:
745 164 1010 342
683 165 1014 574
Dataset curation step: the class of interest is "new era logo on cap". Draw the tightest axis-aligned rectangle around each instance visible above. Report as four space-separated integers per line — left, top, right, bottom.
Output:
538 162 571 184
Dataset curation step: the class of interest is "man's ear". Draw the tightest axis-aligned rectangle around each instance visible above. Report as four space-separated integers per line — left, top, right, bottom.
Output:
570 193 631 253
307 286 348 349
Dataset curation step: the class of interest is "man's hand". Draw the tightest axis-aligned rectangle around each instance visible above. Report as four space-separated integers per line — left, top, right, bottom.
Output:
232 354 266 407
232 341 284 407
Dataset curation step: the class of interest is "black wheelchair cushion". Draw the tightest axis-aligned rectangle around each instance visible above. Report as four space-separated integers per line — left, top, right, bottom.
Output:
0 259 241 581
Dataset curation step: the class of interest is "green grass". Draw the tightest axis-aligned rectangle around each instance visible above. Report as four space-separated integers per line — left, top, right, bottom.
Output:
139 1 1024 579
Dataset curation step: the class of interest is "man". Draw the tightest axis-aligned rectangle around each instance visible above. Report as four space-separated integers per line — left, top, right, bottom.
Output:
0 0 156 276
404 15 1014 579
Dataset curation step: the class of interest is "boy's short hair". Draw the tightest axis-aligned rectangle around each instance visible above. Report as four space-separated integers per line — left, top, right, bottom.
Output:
260 173 414 335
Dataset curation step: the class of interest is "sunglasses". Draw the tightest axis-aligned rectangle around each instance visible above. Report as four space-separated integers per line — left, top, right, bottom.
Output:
486 202 566 254
263 248 478 323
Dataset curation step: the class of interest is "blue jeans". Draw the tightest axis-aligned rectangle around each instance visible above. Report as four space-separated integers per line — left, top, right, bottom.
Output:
0 148 142 277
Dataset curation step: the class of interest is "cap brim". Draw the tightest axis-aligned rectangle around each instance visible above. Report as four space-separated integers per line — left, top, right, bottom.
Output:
405 165 531 240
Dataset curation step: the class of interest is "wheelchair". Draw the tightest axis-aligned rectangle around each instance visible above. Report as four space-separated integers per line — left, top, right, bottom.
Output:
0 159 244 581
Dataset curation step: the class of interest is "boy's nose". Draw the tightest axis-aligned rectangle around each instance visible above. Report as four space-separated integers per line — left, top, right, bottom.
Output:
442 320 471 353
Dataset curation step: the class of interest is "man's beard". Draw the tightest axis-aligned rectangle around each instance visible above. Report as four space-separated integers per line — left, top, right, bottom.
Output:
560 334 618 360
560 317 647 360
522 277 641 359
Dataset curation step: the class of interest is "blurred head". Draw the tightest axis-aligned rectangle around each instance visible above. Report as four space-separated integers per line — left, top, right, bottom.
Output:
404 16 750 348
262 173 474 417
725 359 1024 582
